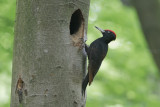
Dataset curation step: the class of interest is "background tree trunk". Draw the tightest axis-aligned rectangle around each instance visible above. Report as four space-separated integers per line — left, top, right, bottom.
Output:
11 0 90 107
132 0 160 70
121 0 160 70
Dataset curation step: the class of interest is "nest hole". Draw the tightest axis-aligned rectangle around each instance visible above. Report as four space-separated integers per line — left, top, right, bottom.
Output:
70 9 84 35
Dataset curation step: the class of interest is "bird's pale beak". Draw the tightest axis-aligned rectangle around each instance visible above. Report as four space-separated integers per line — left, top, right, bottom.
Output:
95 26 105 33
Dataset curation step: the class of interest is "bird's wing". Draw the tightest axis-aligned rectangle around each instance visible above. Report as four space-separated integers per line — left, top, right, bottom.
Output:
88 42 105 85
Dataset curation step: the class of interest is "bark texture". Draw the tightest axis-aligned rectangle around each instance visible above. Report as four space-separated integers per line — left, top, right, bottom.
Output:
132 0 160 70
11 0 90 106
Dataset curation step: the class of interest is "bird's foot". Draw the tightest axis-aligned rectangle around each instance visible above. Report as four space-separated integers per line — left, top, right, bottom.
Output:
78 38 86 51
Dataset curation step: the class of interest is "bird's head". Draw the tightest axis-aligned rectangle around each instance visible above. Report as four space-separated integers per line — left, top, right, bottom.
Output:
95 26 116 41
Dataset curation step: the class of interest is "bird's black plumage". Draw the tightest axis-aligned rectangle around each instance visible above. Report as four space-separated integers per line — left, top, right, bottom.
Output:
82 26 116 95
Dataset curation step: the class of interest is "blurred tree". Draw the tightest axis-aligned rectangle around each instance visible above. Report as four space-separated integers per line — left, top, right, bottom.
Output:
121 0 160 71
10 0 90 106
133 0 160 71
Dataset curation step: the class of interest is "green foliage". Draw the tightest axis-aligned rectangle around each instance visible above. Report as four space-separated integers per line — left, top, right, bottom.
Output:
0 0 16 107
0 0 160 107
86 0 160 107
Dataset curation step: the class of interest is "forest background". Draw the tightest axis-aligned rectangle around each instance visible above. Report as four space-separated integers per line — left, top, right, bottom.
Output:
0 0 159 107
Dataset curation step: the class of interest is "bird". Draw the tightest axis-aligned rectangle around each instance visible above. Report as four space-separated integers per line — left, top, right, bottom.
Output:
82 26 116 95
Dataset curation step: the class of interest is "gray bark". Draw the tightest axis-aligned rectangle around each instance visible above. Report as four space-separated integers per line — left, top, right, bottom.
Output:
11 0 90 107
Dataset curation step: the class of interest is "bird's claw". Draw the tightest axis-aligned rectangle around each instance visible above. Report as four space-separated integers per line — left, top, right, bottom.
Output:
78 38 86 51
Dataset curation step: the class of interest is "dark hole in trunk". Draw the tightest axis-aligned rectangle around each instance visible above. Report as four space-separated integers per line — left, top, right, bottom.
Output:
70 9 84 35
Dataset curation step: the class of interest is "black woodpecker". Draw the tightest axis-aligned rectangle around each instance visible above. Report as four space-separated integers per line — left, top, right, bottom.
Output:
82 26 116 95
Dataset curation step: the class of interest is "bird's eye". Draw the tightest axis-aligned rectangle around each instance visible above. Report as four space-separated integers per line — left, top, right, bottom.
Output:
108 31 110 33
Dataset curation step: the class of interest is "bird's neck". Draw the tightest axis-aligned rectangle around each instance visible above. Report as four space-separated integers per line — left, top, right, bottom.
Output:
100 37 111 44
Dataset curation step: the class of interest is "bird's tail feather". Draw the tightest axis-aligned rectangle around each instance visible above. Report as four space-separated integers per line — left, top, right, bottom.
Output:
82 73 89 96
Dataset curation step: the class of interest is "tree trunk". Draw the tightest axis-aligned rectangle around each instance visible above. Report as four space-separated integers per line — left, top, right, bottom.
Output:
132 0 160 70
11 0 90 107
